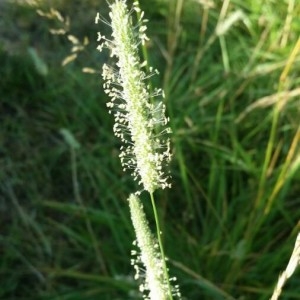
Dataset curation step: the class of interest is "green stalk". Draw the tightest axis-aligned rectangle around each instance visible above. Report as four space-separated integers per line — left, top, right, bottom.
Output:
150 192 173 300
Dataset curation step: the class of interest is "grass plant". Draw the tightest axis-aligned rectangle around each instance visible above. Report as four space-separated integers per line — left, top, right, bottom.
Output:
0 0 299 299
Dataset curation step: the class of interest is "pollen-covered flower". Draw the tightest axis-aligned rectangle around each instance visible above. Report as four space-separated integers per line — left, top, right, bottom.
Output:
96 0 171 193
128 194 181 300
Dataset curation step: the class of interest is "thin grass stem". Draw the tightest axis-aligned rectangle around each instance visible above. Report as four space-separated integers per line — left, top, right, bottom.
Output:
150 192 173 300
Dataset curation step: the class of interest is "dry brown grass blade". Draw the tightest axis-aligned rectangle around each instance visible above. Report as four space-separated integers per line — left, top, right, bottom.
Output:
235 88 300 123
270 233 300 300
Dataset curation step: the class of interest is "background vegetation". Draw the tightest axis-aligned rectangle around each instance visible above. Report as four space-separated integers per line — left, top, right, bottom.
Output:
1 0 299 299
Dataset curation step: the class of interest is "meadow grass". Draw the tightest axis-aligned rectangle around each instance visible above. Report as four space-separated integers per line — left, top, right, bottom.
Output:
0 0 299 299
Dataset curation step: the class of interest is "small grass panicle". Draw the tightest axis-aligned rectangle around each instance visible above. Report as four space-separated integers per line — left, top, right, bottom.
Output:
96 0 172 194
129 194 181 300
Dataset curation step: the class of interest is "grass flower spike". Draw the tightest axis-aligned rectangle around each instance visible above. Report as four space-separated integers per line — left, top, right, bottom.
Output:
96 1 180 299
128 194 181 300
96 0 171 193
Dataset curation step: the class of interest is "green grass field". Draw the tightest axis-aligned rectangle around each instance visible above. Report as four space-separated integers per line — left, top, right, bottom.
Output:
1 0 300 299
